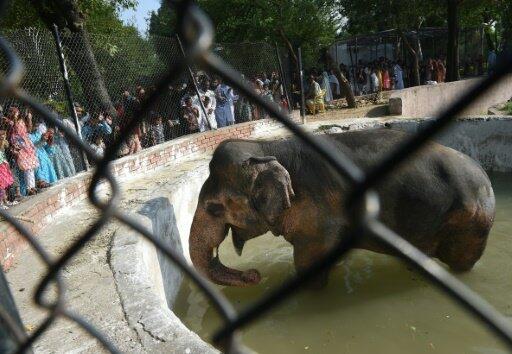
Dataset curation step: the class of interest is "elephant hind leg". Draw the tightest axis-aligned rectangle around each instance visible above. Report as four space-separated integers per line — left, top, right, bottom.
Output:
435 206 493 272
293 240 333 289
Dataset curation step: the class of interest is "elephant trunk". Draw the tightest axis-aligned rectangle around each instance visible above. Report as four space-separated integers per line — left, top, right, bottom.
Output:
189 206 261 287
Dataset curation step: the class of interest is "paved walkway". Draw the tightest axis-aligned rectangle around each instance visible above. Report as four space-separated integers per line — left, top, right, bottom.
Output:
5 153 211 353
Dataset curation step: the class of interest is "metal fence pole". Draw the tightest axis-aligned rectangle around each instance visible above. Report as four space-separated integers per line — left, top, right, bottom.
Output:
176 34 212 130
274 43 292 114
52 24 89 171
297 47 306 122
480 26 485 60
355 37 359 66
0 267 29 353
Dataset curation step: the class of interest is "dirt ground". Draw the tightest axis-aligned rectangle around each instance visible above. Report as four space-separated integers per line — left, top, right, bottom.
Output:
5 154 212 353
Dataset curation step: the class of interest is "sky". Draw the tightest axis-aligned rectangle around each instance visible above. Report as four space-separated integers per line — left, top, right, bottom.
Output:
120 0 161 34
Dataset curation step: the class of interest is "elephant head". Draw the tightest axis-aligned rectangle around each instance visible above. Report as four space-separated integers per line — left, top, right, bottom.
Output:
189 149 295 287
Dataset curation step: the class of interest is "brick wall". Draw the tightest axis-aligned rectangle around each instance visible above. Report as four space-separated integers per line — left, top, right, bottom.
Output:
0 117 294 270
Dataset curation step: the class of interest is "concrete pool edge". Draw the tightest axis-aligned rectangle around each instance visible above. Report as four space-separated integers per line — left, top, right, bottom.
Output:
110 149 217 352
108 115 512 353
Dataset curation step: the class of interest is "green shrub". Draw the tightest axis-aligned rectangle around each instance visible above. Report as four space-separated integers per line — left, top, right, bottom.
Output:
505 102 512 115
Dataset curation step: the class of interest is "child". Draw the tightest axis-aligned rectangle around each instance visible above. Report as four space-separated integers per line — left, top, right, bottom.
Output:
127 132 142 155
0 129 15 209
183 96 200 134
91 135 106 158
280 95 289 112
149 113 165 146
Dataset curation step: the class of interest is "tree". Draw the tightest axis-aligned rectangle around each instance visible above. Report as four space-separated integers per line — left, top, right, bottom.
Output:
149 0 357 105
446 0 461 82
338 0 444 87
500 0 512 53
4 0 137 116
149 0 340 69
322 50 356 107
338 0 506 84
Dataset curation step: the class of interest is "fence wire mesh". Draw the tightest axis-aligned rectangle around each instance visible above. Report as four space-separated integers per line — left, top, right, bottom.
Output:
0 26 291 200
0 0 511 353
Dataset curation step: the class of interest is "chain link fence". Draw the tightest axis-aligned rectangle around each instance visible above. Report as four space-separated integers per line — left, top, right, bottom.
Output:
0 0 512 353
0 27 291 201
330 27 489 96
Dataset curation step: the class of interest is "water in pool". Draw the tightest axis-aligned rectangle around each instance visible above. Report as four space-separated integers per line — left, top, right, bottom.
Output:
174 173 512 354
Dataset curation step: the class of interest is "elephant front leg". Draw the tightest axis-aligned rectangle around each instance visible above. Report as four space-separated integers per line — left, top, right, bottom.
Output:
293 240 332 290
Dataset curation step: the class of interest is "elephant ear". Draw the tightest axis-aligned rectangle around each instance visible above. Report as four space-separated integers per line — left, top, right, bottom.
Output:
249 157 295 226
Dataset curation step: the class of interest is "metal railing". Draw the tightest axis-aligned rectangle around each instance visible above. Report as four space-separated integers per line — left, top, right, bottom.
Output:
0 0 512 353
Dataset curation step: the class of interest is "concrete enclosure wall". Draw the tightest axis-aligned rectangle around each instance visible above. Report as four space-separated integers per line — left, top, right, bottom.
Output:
383 117 512 172
389 75 512 117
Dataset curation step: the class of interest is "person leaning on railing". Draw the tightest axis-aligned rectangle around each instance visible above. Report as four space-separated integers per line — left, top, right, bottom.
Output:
182 95 200 134
80 112 112 146
148 111 165 146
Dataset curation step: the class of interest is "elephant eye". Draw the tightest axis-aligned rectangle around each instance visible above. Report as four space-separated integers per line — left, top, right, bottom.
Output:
206 202 225 217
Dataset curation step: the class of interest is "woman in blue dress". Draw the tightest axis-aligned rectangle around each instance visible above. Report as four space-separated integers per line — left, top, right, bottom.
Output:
45 128 77 180
29 122 57 188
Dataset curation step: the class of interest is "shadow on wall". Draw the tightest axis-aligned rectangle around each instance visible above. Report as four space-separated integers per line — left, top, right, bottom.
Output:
384 118 512 172
365 105 390 117
139 197 184 309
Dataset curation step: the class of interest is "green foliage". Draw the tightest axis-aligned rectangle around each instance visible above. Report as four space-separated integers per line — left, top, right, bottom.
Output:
338 0 445 35
0 0 45 29
1 0 138 36
338 0 506 37
87 33 166 98
149 0 340 67
148 1 176 38
80 0 138 36
505 101 512 115
44 99 68 115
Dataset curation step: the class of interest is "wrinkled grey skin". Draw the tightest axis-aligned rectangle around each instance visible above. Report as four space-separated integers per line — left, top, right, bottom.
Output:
189 129 495 288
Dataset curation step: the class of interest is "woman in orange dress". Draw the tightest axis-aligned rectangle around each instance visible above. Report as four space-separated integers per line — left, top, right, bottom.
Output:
382 66 391 90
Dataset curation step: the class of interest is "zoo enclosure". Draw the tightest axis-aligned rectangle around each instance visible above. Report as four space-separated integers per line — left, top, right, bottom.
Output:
0 1 512 354
331 27 488 80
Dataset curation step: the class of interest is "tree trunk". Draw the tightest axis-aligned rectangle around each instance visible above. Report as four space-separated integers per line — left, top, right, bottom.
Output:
484 28 495 52
278 28 299 70
60 29 116 116
29 0 116 117
323 50 356 108
482 13 496 52
502 1 512 56
400 32 420 86
446 0 460 82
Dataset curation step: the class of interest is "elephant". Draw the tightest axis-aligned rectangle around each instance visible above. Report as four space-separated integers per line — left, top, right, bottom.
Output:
189 129 495 287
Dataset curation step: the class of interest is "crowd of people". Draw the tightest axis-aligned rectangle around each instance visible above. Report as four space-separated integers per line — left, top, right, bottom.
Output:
0 105 77 209
296 54 489 113
340 57 449 97
80 72 288 160
0 71 290 208
76 71 289 159
176 71 289 134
